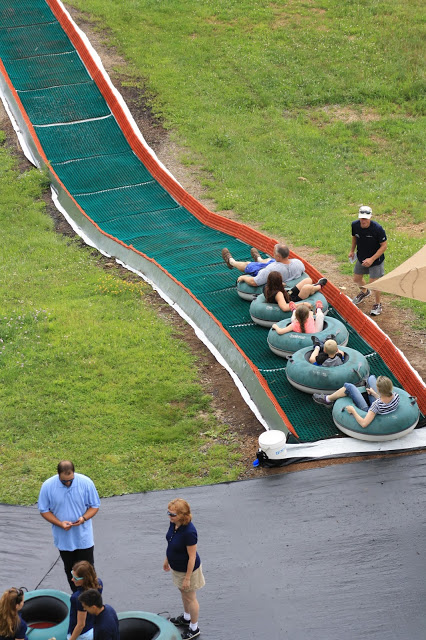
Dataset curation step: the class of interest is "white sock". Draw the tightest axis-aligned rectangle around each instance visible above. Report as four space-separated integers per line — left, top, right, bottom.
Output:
190 621 198 631
184 612 191 621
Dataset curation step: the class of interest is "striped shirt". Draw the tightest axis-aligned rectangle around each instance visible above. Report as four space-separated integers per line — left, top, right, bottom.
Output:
369 394 400 415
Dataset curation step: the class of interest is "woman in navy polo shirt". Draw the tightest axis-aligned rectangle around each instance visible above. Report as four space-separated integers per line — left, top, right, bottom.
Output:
163 499 205 640
68 561 103 640
0 588 28 640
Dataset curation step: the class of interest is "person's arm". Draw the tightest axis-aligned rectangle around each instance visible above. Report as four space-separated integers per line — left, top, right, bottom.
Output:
345 405 376 428
366 387 379 399
274 291 291 312
71 506 99 527
69 610 88 640
271 322 294 335
163 557 170 571
40 510 73 530
349 236 357 259
361 240 387 267
237 274 257 286
309 346 320 363
181 545 197 591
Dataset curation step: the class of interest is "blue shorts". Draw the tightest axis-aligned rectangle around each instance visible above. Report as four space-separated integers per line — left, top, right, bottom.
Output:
244 259 274 276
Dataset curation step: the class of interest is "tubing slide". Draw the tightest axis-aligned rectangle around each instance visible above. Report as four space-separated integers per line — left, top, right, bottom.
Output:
1 0 425 447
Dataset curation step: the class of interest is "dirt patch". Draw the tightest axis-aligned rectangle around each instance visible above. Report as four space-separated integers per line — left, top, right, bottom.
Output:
269 1 327 29
1 6 425 481
320 105 382 123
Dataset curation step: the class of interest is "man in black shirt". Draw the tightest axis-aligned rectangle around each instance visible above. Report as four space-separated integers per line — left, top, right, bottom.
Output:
349 205 387 316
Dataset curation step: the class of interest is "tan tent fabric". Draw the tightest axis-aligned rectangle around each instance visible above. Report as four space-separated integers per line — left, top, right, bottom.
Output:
369 245 426 302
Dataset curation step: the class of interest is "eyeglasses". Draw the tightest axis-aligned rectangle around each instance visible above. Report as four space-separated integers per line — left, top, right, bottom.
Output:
167 510 177 517
71 572 84 581
9 588 25 598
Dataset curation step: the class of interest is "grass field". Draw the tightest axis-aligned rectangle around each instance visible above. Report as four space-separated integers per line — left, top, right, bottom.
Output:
1 1 425 503
0 135 241 504
65 0 425 323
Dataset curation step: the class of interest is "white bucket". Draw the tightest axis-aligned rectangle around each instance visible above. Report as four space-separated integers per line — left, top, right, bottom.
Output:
258 430 287 460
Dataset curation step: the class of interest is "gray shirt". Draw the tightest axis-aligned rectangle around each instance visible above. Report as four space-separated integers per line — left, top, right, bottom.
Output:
253 258 305 286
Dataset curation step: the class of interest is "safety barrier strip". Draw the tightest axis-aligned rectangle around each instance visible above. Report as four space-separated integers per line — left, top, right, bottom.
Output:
0 57 297 437
4 0 426 417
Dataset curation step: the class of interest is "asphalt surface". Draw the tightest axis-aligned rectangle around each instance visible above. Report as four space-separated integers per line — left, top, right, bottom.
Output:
2 454 426 639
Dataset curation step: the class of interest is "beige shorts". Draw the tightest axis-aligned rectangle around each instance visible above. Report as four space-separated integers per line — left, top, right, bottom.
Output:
171 565 205 591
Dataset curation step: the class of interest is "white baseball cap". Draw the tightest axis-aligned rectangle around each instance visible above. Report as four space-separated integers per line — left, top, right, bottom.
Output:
358 205 372 219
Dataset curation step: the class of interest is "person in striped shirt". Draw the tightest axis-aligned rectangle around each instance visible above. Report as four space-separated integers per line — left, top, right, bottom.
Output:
313 375 399 428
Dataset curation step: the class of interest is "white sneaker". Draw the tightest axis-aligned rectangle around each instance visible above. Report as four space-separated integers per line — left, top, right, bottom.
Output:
370 303 382 316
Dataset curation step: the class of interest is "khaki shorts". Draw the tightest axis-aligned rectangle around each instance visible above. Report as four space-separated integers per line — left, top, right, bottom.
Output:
171 565 205 591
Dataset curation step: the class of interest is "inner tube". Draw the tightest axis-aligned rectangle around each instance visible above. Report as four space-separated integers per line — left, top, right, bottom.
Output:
285 346 369 394
118 611 179 640
250 292 328 327
21 590 70 640
267 317 349 357
237 272 309 301
332 387 420 441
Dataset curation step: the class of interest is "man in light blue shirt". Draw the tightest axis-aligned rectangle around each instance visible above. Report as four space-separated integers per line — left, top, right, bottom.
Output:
38 460 100 591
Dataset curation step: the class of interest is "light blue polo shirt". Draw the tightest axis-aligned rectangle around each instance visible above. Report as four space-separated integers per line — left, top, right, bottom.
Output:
38 473 100 551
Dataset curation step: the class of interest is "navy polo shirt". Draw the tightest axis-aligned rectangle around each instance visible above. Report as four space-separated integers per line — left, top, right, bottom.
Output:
94 604 119 640
0 615 27 640
166 522 201 572
351 220 387 265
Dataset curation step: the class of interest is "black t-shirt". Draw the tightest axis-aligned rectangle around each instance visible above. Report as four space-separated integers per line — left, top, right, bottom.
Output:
315 352 344 366
351 220 387 265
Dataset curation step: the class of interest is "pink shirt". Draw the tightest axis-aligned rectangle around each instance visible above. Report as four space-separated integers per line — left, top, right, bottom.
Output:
291 316 316 333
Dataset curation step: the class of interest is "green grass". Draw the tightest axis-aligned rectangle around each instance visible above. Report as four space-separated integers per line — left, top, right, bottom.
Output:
66 0 425 322
0 136 242 505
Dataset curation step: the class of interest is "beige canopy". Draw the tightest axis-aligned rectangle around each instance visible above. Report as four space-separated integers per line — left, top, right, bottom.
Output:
369 245 426 303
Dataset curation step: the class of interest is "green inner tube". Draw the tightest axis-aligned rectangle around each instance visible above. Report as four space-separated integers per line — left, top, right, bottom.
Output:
21 590 70 640
268 317 349 357
286 346 369 394
250 292 328 327
332 387 420 441
118 611 179 640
